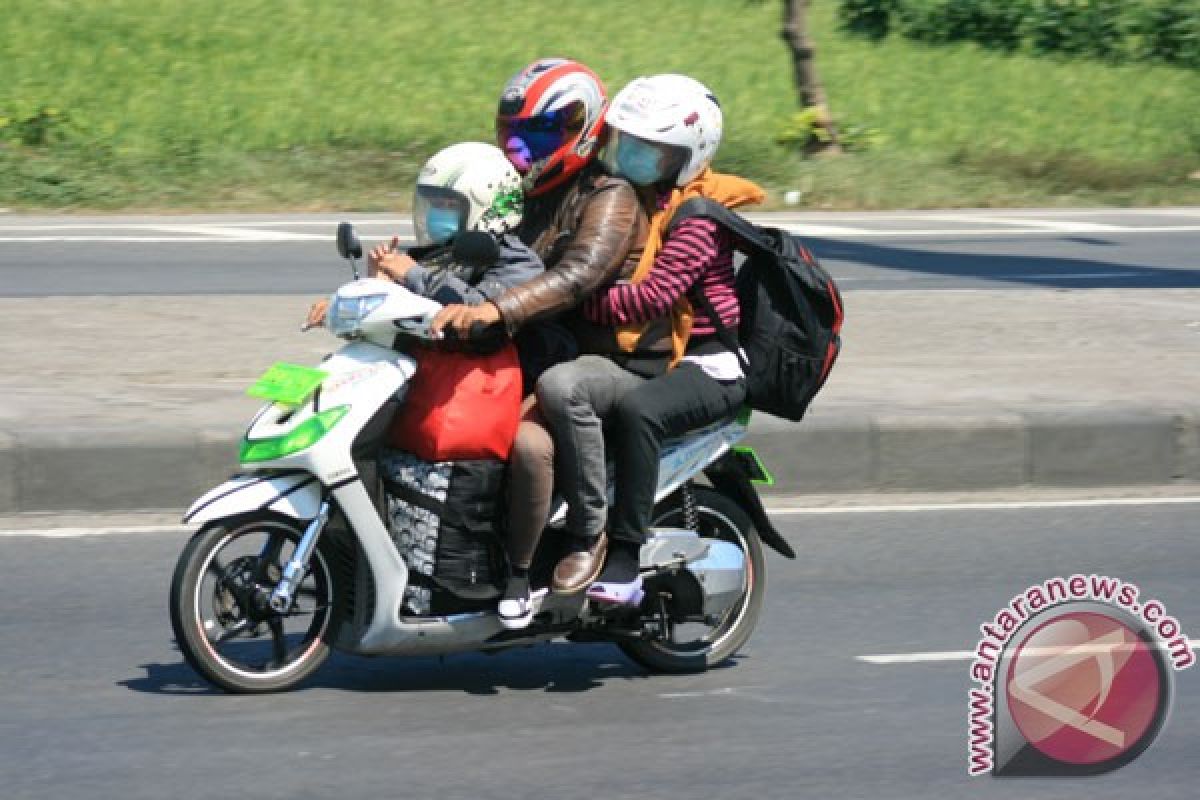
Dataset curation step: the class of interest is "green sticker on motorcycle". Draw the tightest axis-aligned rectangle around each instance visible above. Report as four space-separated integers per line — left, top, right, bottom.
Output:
246 362 328 406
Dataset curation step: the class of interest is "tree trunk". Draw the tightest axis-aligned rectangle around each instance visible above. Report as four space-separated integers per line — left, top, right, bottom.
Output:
781 0 841 153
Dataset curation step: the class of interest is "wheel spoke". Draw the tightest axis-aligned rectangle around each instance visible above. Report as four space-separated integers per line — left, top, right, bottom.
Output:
282 604 329 618
290 586 326 616
205 557 227 581
212 618 252 645
267 618 288 668
257 534 288 585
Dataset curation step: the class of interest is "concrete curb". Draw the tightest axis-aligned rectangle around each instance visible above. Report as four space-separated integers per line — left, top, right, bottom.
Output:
743 408 1200 495
3 408 1200 513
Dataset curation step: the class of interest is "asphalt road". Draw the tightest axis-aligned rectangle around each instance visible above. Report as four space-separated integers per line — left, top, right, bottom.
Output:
2 499 1198 799
1 210 1198 296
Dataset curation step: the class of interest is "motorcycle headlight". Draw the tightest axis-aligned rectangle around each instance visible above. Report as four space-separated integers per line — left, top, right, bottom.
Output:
328 293 386 337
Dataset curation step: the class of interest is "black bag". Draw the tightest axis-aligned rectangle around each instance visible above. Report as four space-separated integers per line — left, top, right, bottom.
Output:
668 198 844 421
380 449 506 615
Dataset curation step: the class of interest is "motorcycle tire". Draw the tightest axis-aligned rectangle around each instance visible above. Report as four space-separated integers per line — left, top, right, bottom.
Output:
169 514 334 693
619 486 767 674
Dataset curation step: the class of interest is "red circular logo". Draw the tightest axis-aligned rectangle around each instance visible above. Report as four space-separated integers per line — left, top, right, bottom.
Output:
1006 611 1162 765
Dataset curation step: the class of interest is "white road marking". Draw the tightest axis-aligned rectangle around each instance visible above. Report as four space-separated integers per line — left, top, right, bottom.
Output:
837 271 1143 283
858 642 1200 665
658 686 772 700
772 225 1200 237
5 495 1199 538
769 496 1200 515
0 524 191 538
986 272 1143 281
0 234 413 244
920 214 1124 232
1 218 1199 243
141 224 329 241
767 224 868 236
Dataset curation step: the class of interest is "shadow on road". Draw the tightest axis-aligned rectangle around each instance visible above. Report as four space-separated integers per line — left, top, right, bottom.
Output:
120 661 222 695
806 238 1200 289
121 643 742 696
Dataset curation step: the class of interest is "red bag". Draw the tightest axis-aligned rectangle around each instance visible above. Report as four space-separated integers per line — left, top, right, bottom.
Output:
388 343 522 462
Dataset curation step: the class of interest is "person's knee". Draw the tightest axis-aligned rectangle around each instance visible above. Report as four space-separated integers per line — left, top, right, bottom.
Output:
534 364 579 419
511 419 554 471
615 391 662 437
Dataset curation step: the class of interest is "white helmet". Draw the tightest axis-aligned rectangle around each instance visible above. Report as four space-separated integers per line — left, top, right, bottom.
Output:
605 74 723 187
413 142 524 246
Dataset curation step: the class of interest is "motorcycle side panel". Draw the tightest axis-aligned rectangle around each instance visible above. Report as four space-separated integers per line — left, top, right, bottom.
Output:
183 473 323 525
687 539 748 617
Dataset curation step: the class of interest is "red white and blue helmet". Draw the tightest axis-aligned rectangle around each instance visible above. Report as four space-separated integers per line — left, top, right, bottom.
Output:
495 58 608 196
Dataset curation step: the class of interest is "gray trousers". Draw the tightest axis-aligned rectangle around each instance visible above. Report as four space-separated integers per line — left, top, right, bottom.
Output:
536 355 646 539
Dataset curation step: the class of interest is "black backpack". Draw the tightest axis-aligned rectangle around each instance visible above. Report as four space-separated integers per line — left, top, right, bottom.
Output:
668 198 844 421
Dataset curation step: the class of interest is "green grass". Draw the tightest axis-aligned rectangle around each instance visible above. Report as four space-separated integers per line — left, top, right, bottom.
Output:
1 0 1198 210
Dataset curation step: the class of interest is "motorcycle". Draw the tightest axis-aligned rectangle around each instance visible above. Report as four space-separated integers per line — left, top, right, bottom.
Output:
168 223 795 693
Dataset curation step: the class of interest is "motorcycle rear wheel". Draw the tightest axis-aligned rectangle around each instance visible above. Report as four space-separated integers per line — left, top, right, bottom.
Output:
619 487 767 674
169 515 333 693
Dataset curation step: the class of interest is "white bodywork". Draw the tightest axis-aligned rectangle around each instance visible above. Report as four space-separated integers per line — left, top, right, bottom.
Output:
184 277 749 656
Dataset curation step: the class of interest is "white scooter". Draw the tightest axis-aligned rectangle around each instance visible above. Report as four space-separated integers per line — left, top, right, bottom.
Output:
169 224 795 693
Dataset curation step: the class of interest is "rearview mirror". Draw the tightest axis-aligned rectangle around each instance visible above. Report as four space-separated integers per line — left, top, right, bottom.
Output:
336 222 363 260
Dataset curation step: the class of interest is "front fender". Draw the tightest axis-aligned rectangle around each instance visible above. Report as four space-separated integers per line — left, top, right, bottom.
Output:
184 472 323 526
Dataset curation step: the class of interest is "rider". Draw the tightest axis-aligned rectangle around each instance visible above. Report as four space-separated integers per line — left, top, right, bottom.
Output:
536 75 765 605
305 141 542 327
430 58 650 630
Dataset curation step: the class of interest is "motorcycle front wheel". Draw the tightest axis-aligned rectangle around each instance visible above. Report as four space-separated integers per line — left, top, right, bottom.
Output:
619 486 767 674
169 514 333 693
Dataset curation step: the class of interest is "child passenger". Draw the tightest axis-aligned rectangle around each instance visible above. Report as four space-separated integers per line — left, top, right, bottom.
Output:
536 75 765 608
305 141 542 325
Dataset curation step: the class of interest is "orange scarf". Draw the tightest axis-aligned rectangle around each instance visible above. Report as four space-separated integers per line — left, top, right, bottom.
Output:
616 168 766 364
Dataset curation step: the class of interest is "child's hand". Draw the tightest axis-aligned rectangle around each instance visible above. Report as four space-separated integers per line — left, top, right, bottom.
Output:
367 236 402 277
374 252 417 283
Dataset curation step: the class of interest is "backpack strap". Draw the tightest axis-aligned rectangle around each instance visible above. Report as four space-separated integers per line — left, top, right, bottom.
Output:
667 198 752 375
666 197 772 255
688 282 749 377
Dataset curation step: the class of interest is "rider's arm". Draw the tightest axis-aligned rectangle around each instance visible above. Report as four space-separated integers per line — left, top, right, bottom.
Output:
584 218 726 325
402 236 544 306
489 181 642 335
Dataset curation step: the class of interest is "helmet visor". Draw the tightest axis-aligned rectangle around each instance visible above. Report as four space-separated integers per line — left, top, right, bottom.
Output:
603 130 687 186
496 101 586 173
413 185 468 246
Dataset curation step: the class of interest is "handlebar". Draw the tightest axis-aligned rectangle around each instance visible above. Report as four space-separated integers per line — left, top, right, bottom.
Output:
393 316 505 351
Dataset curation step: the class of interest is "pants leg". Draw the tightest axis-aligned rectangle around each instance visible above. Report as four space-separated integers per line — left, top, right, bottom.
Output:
536 355 645 539
505 396 553 570
610 363 746 544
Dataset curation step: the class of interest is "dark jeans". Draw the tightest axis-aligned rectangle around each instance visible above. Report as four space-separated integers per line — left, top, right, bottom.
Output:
609 362 746 545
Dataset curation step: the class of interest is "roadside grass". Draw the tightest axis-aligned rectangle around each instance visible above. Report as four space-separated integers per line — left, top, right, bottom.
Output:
1 0 1197 211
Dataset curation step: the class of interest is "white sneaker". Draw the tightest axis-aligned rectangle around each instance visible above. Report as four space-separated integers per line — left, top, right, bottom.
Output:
498 586 533 630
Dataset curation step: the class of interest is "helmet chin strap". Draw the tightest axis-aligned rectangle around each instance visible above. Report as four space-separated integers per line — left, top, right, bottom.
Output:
524 159 567 197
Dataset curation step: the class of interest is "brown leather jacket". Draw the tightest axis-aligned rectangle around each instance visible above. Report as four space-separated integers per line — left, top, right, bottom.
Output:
492 166 650 358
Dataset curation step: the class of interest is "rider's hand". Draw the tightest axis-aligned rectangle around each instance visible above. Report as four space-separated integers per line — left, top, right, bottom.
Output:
431 302 503 338
302 298 328 331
